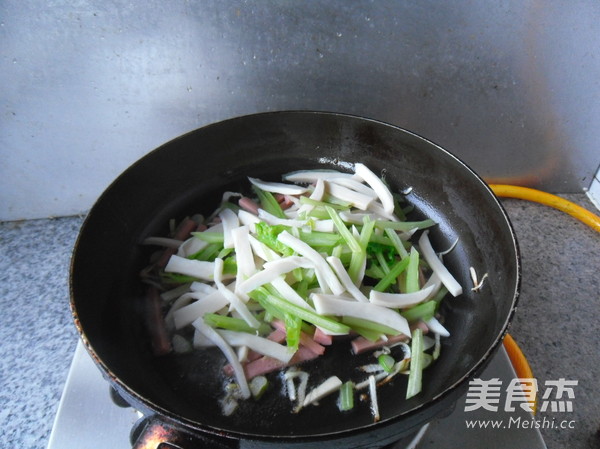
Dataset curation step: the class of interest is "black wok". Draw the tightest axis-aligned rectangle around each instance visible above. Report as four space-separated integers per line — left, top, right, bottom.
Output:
70 111 520 448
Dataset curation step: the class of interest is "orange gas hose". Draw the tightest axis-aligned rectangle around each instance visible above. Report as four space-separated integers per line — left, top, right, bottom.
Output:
488 184 600 233
492 184 600 415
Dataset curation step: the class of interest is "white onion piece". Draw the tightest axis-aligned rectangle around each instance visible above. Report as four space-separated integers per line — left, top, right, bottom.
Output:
326 256 368 302
369 285 435 308
237 256 314 294
326 182 373 210
355 372 388 390
354 163 395 215
418 231 463 297
270 277 315 311
302 376 343 407
172 290 229 330
257 209 306 228
422 272 442 300
277 231 345 295
311 293 411 337
296 178 325 215
217 330 293 363
219 208 240 249
329 177 378 198
248 235 280 262
283 169 354 183
237 210 260 232
165 255 220 281
368 374 380 422
193 319 251 399
214 258 260 329
176 235 208 257
190 282 217 294
248 177 308 195
425 316 450 337
231 226 256 281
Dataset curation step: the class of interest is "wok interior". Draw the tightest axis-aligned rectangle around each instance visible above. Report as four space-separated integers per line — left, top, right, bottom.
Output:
71 112 518 438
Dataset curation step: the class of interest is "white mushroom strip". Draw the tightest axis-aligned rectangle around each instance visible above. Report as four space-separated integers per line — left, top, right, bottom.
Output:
217 330 294 364
354 163 395 215
283 169 355 183
277 231 345 295
326 256 368 302
418 230 463 297
302 376 343 407
193 319 251 399
369 285 435 308
219 208 240 249
237 256 314 294
248 176 309 195
311 293 411 337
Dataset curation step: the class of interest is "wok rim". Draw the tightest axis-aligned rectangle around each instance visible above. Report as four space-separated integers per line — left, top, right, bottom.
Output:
69 110 521 442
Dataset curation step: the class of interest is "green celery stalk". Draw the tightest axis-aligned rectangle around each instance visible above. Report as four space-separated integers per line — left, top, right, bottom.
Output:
342 316 401 336
252 185 286 219
400 300 436 322
406 328 424 399
299 229 342 247
338 381 355 411
325 206 362 253
348 217 376 283
284 313 302 352
384 228 409 259
203 313 269 334
249 287 350 335
188 242 221 261
299 196 349 210
375 251 391 275
378 354 396 373
374 219 436 232
405 247 421 293
190 231 224 243
373 258 410 292
307 209 331 220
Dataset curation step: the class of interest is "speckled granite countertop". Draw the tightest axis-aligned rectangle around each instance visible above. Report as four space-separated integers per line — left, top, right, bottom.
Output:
0 195 598 449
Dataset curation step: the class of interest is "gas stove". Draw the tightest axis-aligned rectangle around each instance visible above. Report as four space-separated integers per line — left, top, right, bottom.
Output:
48 341 546 449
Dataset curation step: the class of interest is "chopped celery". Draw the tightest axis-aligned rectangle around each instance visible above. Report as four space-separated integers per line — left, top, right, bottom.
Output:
307 209 331 220
405 247 421 293
384 228 409 260
299 196 349 210
325 206 362 253
299 229 342 247
374 219 436 232
254 222 294 256
249 287 351 335
250 376 269 400
373 258 410 292
252 185 286 219
406 328 424 399
338 381 355 411
284 313 302 352
400 300 436 322
378 354 396 373
375 251 391 275
348 216 375 283
191 231 225 243
222 257 237 275
204 313 270 335
189 242 222 261
342 316 401 336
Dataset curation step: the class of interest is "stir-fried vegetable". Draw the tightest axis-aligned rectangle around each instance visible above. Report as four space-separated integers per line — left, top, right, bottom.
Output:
140 163 464 421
